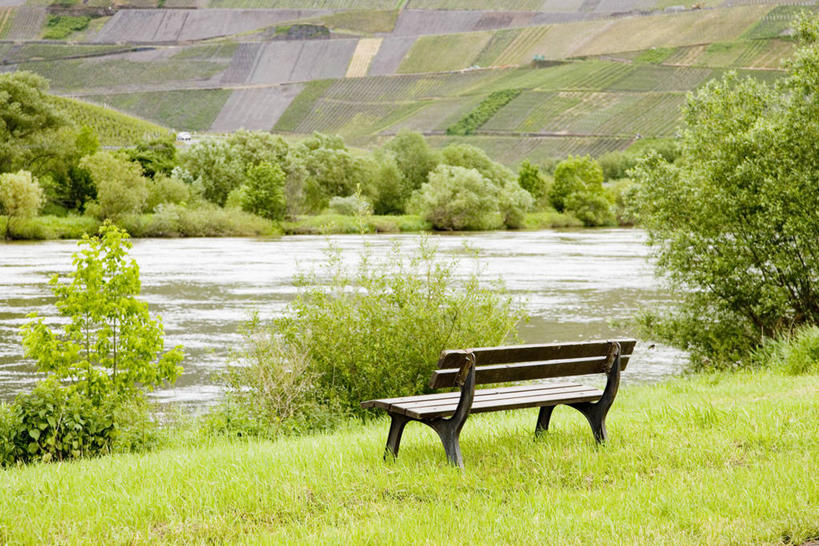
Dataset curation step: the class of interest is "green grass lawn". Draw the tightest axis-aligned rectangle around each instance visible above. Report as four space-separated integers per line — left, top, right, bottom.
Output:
1 370 817 543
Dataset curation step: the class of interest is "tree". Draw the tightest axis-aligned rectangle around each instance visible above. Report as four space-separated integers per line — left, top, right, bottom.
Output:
241 162 287 221
179 139 244 206
409 165 503 230
549 155 613 226
80 152 148 219
0 72 67 174
383 131 440 198
517 160 549 204
0 170 43 239
125 136 177 179
632 14 819 367
22 223 183 401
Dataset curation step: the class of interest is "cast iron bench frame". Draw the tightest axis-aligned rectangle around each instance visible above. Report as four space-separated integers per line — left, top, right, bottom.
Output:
361 339 636 468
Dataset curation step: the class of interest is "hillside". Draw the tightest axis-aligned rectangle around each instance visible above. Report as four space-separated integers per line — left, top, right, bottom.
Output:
1 1 814 162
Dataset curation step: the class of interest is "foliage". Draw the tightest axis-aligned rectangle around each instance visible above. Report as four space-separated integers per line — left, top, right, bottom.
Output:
80 151 148 220
231 240 523 421
42 15 90 40
447 89 522 136
22 223 183 401
120 203 274 238
281 214 430 235
124 136 177 179
753 325 819 375
517 160 548 204
410 165 504 231
550 155 613 226
0 170 44 238
0 72 67 174
0 214 99 240
368 150 405 215
241 162 286 221
632 17 819 367
179 139 243 206
328 193 372 216
145 173 191 213
382 131 440 200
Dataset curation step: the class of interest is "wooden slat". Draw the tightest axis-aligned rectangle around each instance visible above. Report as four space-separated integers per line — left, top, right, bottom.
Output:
397 384 595 412
437 339 636 368
360 382 585 410
404 389 603 420
429 354 631 389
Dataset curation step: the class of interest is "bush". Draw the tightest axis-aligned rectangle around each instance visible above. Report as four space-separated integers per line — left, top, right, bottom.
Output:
241 162 286 221
410 165 504 230
226 239 525 425
447 89 522 136
120 204 274 238
145 174 191 213
550 155 613 226
42 15 90 40
597 151 638 181
328 194 372 216
517 160 549 205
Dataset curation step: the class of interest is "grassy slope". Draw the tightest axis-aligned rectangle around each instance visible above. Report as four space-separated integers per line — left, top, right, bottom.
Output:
0 371 816 543
86 89 231 131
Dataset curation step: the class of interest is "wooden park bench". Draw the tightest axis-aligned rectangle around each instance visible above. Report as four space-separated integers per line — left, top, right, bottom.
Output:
361 339 636 468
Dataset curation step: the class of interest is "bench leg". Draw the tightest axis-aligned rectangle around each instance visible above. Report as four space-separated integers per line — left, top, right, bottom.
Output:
384 413 411 460
429 419 464 468
568 401 608 443
535 405 555 437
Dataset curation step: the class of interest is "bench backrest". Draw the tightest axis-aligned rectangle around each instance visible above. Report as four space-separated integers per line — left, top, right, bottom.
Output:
428 339 637 389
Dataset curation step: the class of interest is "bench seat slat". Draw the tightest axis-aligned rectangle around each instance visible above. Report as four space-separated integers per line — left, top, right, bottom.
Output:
402 387 603 419
360 382 587 410
395 384 595 412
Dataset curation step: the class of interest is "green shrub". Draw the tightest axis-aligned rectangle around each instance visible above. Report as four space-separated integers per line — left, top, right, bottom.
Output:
42 15 90 40
241 162 286 221
227 239 524 423
447 89 522 136
328 194 372 216
517 160 549 205
409 165 504 230
120 204 274 238
754 326 819 375
522 210 583 229
597 151 638 181
145 174 191 213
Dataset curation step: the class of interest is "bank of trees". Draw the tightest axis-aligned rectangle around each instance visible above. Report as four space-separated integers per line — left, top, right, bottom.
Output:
632 13 819 368
0 70 652 237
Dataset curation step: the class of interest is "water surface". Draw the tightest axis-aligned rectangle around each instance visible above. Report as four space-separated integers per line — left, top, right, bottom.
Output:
0 229 685 408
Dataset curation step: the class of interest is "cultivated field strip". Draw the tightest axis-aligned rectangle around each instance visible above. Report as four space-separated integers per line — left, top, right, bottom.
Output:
481 90 552 131
208 0 397 7
86 89 230 131
346 38 383 78
494 24 551 65
219 43 261 84
93 9 333 43
367 36 416 76
397 31 493 73
0 8 12 39
247 39 357 85
4 7 44 40
425 134 631 164
210 84 304 132
294 100 398 136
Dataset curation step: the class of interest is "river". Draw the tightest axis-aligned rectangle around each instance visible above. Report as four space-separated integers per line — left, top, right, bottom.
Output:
0 229 686 408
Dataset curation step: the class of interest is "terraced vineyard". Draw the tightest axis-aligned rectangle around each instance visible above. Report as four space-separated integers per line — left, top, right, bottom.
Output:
49 95 172 145
0 8 13 39
86 89 231 131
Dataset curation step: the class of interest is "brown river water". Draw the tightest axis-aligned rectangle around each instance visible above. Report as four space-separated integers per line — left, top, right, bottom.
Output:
0 229 686 409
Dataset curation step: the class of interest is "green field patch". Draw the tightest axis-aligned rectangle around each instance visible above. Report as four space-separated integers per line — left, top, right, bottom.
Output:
383 98 465 134
446 88 522 135
596 93 686 137
49 95 172 146
311 9 399 34
41 14 89 40
208 0 400 8
274 79 334 132
517 92 582 132
634 47 676 64
474 28 520 67
408 0 545 9
85 89 231 132
426 134 632 164
743 38 794 69
295 100 399 137
21 57 228 91
0 7 13 38
171 43 239 61
606 64 711 92
4 43 129 63
741 4 819 40
481 90 552 132
398 31 493 74
495 25 551 66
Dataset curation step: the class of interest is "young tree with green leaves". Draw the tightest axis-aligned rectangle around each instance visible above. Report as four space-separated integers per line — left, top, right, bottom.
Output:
241 162 287 221
632 13 819 367
80 151 148 219
22 223 183 401
0 170 43 239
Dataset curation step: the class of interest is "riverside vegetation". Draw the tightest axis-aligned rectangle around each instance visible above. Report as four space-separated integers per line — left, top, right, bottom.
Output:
0 71 661 241
0 12 817 545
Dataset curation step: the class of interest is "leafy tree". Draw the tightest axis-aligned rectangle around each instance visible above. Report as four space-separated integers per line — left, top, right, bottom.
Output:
301 147 358 213
369 150 405 215
0 72 67 174
632 14 819 367
0 170 44 239
383 131 440 197
440 143 515 186
241 162 287 221
80 152 148 219
179 139 244 206
125 136 177 179
410 165 503 230
517 160 548 203
549 155 603 212
22 223 183 401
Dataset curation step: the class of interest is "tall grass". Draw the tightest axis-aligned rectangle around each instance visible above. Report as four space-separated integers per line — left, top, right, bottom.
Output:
0 370 816 543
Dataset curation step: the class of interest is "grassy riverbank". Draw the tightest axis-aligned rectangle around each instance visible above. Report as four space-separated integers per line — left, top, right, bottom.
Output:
1 370 817 544
1 210 585 240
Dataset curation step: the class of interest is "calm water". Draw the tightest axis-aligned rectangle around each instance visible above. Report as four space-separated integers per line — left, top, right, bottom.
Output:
0 229 685 408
